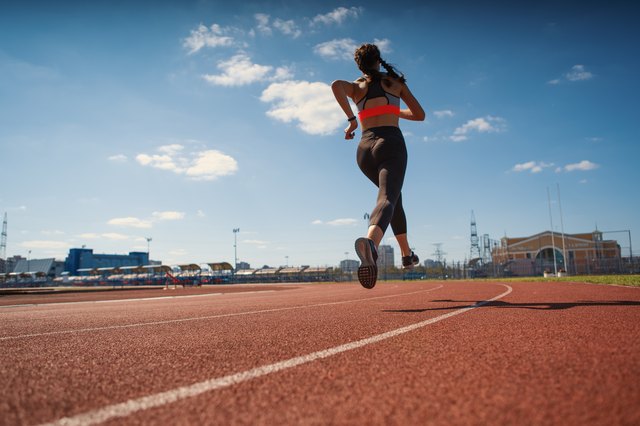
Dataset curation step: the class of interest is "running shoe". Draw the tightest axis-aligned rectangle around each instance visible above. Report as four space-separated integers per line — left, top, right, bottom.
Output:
355 237 378 289
402 251 420 269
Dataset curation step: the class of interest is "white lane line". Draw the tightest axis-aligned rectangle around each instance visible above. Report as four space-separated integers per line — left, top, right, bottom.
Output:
0 290 279 309
0 293 223 309
0 286 443 341
40 284 511 426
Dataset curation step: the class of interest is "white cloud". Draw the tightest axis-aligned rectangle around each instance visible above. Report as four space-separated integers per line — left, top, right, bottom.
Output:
254 13 272 35
312 218 358 226
314 37 391 61
273 18 301 38
260 80 343 135
151 211 185 221
312 7 363 26
548 65 594 85
450 116 506 142
433 110 454 119
314 38 357 61
107 211 185 230
202 54 290 87
101 233 130 240
251 15 302 38
108 154 127 162
327 218 358 226
565 64 593 81
136 144 238 181
272 66 294 81
203 54 271 86
78 233 100 239
373 38 392 54
243 239 269 246
197 210 206 218
41 230 65 236
20 240 70 250
564 160 599 172
183 24 235 54
135 153 178 171
107 217 153 229
157 144 184 155
185 150 238 180
512 161 555 173
169 248 188 257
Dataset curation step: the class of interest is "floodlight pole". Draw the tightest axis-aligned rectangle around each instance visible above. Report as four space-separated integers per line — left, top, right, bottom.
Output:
557 184 567 272
233 228 240 272
547 187 558 275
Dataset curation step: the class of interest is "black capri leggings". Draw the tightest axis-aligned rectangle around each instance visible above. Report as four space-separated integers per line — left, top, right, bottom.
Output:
356 126 408 236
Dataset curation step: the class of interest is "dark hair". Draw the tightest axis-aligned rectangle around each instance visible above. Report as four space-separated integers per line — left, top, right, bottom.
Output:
354 43 406 86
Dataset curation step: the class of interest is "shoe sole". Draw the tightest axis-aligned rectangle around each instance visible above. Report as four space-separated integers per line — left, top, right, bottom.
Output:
355 238 377 289
402 255 420 270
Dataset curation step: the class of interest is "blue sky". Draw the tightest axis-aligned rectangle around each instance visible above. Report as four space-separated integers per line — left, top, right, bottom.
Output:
1 0 638 268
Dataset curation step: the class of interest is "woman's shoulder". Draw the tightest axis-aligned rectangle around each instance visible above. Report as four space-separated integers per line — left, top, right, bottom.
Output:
382 73 404 84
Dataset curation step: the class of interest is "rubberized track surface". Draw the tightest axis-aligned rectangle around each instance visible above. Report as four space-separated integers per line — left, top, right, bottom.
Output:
1 281 639 425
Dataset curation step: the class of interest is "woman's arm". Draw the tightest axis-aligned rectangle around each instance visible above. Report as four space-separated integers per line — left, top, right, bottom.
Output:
331 80 358 139
399 83 425 121
331 80 356 118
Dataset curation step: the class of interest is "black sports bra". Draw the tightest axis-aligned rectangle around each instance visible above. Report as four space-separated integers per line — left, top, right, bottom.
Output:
355 78 401 119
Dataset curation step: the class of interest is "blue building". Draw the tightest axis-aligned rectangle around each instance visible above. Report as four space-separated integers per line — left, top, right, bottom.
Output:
64 248 149 275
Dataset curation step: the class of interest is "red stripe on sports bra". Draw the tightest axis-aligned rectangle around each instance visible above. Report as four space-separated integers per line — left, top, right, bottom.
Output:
358 104 400 120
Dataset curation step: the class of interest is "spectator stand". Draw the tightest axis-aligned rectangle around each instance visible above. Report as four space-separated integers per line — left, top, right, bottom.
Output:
94 267 120 287
202 262 233 284
142 265 172 286
76 268 100 286
254 267 283 283
278 266 308 282
120 265 146 286
176 264 202 287
303 266 333 282
234 268 258 283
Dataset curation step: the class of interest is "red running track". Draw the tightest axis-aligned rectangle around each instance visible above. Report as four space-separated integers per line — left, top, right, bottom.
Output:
1 280 639 425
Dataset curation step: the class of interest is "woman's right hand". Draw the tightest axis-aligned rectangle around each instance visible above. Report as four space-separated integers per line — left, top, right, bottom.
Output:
344 119 358 140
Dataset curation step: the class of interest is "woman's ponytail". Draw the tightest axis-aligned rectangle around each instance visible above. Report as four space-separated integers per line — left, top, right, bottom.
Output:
379 59 406 84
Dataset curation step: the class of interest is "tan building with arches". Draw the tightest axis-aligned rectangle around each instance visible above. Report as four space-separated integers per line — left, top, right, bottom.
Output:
492 230 620 275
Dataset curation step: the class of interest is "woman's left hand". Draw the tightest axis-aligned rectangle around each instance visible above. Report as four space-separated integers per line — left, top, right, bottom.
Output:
344 119 358 140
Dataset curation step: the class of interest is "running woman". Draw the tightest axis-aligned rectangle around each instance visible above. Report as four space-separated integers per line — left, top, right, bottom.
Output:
331 43 425 289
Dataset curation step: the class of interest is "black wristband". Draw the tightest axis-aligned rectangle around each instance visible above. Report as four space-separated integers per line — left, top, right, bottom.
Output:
347 116 357 122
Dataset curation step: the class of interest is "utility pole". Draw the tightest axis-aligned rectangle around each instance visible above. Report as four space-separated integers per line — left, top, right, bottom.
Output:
433 243 447 278
470 211 481 261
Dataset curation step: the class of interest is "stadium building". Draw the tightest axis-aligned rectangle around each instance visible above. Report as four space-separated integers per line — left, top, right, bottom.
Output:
492 230 621 275
64 248 149 275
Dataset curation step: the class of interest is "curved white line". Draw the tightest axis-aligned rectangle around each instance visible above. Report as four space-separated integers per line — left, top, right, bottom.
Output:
1 286 444 341
0 292 228 309
40 284 512 426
